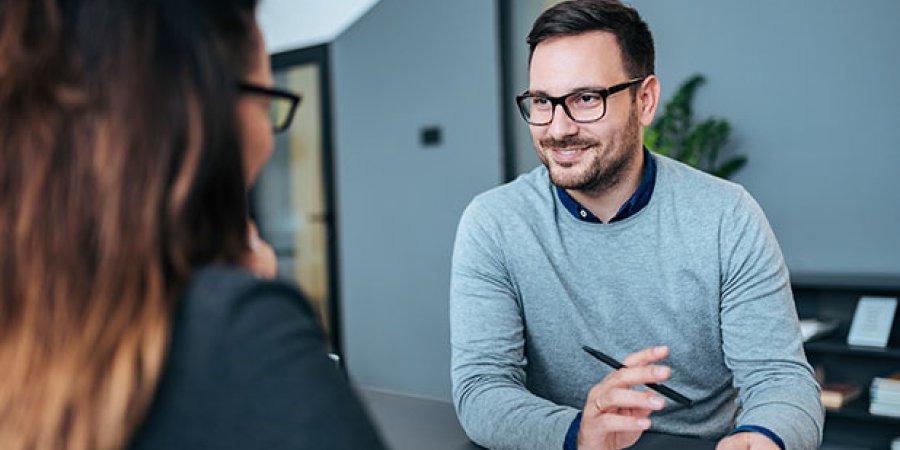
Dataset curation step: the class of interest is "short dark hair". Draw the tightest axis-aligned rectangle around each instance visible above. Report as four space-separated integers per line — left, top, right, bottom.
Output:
527 0 655 78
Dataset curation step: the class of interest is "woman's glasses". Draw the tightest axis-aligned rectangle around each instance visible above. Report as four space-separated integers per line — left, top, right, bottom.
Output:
238 82 302 133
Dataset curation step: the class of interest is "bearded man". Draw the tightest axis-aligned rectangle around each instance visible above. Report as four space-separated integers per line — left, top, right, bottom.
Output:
449 1 824 450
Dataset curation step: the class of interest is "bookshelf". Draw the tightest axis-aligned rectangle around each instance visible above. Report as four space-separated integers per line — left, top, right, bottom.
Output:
804 338 900 359
792 274 900 450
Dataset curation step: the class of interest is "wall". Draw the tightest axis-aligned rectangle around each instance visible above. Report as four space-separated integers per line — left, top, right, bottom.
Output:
331 0 503 399
631 0 900 275
258 0 380 52
510 0 900 276
504 0 552 177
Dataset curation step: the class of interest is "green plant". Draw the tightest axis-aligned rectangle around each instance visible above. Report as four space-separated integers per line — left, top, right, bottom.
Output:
644 74 746 179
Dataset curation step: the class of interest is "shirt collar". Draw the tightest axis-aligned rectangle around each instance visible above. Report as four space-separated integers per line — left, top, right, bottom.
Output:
555 147 657 224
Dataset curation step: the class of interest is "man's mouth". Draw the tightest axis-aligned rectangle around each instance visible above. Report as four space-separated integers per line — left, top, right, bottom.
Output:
549 145 591 162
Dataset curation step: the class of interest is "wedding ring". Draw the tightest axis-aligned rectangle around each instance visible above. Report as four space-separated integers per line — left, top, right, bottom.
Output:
594 398 603 412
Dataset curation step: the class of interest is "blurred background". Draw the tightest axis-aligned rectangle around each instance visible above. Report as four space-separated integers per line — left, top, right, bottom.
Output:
251 0 900 418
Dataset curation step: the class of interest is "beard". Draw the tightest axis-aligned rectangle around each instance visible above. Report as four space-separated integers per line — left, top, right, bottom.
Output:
537 108 642 194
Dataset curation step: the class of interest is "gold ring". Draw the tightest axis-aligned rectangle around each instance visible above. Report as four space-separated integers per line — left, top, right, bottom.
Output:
594 398 603 412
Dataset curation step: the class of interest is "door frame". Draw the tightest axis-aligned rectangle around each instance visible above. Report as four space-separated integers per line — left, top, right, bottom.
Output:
265 44 343 359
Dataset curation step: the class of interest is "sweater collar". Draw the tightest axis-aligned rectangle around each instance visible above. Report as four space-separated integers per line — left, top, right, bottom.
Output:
555 147 657 224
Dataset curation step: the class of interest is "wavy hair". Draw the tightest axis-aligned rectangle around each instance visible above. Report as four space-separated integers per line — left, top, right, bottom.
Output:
0 0 259 448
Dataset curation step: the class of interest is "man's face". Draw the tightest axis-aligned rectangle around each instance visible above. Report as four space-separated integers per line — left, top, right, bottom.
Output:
528 31 647 193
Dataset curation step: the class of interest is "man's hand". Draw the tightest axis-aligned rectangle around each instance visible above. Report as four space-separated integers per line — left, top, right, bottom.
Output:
716 432 780 450
243 222 277 279
577 346 671 450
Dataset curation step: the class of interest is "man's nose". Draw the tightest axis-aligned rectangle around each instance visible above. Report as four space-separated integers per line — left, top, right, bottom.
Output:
546 104 579 139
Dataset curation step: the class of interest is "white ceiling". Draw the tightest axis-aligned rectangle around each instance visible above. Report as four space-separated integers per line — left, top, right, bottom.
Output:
258 0 381 52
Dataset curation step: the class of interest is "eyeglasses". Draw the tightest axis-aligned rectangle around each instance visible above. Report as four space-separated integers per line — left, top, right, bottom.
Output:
515 77 646 126
238 82 302 133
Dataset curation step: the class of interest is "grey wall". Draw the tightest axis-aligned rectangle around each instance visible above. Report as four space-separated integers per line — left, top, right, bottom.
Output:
510 0 900 276
506 0 551 176
331 0 502 399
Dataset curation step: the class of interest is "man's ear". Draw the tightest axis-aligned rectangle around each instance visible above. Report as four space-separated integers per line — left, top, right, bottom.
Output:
638 75 660 127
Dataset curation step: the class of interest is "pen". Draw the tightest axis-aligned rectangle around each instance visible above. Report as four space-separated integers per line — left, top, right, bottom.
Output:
582 345 694 407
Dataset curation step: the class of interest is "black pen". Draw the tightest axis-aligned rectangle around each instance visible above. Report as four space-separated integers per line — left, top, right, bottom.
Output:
582 345 694 407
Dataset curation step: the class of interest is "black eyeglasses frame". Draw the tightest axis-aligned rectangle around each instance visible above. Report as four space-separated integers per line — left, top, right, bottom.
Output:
515 76 647 126
238 82 302 133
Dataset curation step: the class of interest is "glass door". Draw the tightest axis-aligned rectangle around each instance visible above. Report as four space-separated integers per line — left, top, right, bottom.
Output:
251 45 340 353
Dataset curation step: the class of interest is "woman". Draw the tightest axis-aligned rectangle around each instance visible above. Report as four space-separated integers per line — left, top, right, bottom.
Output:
0 1 386 449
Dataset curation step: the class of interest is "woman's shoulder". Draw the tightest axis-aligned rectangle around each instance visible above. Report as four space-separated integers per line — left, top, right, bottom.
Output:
183 264 312 315
170 264 322 369
131 265 386 449
180 264 317 329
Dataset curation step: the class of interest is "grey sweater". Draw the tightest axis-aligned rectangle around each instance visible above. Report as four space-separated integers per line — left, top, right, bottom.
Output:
450 154 823 450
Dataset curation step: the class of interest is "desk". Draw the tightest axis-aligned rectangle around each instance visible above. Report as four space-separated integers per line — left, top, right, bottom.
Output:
360 388 718 450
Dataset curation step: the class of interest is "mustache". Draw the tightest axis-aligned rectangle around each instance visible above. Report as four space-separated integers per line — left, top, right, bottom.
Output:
540 136 598 149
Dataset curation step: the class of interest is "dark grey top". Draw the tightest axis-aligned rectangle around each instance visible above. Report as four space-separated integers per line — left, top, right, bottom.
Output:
128 265 386 450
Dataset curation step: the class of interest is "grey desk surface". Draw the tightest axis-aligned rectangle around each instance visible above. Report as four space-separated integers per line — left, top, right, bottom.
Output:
360 388 718 450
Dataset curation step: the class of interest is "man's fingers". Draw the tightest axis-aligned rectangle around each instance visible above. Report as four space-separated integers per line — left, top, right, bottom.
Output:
622 345 668 367
585 364 671 413
592 388 666 413
606 364 671 389
594 412 652 433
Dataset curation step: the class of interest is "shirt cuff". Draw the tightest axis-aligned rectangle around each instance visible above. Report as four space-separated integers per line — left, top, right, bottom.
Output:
563 412 582 450
728 425 786 450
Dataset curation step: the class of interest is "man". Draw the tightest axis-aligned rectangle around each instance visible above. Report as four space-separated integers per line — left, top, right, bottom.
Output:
449 1 823 449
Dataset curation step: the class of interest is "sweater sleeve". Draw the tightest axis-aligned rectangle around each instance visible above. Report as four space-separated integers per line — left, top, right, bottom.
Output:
216 281 388 450
718 189 824 450
450 198 579 450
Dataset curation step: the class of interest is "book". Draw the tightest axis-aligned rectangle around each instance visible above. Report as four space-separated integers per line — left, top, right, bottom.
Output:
820 382 862 409
870 387 900 404
869 402 900 418
847 296 897 347
872 369 900 391
869 368 900 418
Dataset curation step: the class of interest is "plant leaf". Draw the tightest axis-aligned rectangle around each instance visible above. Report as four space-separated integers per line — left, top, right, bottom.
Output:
647 73 745 179
713 156 747 179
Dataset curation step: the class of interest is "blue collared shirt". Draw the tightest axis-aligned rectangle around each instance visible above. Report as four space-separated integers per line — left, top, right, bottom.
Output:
555 147 657 223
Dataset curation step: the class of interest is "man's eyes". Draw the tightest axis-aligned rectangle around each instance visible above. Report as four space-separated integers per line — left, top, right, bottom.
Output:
573 93 602 105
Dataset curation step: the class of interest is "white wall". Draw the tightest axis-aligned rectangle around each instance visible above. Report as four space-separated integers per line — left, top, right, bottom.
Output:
258 0 380 52
331 0 503 399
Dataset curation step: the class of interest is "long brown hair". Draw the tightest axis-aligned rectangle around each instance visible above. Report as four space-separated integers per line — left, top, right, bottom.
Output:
0 0 259 448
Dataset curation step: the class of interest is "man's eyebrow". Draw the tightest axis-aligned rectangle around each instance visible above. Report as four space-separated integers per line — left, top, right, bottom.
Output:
525 86 608 96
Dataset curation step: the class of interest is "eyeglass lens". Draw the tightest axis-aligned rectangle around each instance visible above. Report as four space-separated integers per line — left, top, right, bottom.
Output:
269 98 293 131
521 91 607 124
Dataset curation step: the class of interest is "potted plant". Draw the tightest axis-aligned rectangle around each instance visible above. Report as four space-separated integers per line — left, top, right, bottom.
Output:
644 74 746 179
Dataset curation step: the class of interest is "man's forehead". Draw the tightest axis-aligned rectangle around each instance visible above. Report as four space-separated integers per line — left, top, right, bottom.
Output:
528 31 627 92
530 31 623 65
